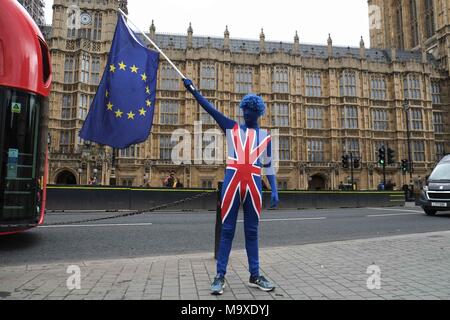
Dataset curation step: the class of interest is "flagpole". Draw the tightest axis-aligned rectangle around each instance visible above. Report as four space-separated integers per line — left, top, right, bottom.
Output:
118 8 186 80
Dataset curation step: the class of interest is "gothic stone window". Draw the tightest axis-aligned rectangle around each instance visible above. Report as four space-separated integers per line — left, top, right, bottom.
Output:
433 112 444 133
424 0 435 39
409 108 424 130
343 138 360 157
372 109 389 131
200 61 216 90
271 103 290 127
272 66 289 93
160 100 179 125
410 0 419 47
305 71 322 97
78 93 89 120
235 66 253 93
436 142 445 161
160 63 179 91
339 70 357 97
431 81 441 104
160 135 175 160
59 131 71 153
119 145 141 158
307 139 325 162
413 140 425 162
80 52 90 84
90 55 101 85
279 137 291 161
341 106 358 129
404 74 421 100
62 94 72 119
306 106 324 129
64 55 76 83
92 12 102 41
395 0 404 49
370 76 387 100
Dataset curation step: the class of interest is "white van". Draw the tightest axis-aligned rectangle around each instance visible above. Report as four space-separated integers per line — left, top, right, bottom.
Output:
419 155 450 216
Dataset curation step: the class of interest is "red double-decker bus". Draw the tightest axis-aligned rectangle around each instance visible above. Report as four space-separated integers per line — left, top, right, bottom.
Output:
0 0 52 235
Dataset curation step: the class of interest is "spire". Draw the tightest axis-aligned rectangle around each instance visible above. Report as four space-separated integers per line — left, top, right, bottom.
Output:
259 28 265 52
149 20 155 39
224 25 230 50
187 22 193 48
293 30 300 53
359 36 366 59
327 33 333 57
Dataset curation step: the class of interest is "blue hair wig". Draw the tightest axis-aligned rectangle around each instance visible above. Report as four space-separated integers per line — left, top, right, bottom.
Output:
239 94 266 116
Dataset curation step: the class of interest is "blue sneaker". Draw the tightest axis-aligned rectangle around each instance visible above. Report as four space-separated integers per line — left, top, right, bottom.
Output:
210 276 225 295
248 275 275 292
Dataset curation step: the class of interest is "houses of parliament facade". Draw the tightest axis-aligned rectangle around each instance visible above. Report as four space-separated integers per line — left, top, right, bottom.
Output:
44 0 449 190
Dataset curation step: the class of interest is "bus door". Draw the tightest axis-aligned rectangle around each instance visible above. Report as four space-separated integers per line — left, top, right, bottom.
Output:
0 87 42 226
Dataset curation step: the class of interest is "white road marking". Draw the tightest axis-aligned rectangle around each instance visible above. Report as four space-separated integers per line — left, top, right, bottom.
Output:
237 217 326 223
367 213 421 218
40 222 153 228
366 207 423 213
365 208 423 218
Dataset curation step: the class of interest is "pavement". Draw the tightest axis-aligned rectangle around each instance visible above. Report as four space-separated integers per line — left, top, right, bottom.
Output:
1 230 450 300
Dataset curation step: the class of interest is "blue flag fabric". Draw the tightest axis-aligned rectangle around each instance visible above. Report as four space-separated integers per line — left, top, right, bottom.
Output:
79 14 159 149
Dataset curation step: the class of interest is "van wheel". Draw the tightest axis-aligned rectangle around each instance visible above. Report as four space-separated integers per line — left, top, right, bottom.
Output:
424 208 437 216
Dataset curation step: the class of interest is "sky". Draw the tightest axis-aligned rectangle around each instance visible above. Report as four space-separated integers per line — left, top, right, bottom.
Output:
44 0 371 47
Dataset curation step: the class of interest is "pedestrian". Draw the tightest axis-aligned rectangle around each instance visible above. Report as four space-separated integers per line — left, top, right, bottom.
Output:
184 78 279 295
163 172 176 188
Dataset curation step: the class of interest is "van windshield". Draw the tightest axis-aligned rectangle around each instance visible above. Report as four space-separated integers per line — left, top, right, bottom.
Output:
429 163 450 181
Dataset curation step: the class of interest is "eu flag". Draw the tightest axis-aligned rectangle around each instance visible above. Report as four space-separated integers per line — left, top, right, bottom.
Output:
79 14 159 149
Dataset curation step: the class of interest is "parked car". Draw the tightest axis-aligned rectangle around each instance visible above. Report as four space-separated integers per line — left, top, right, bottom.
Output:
419 155 450 216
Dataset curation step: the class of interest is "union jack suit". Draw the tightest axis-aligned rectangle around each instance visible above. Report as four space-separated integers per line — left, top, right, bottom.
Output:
184 80 276 278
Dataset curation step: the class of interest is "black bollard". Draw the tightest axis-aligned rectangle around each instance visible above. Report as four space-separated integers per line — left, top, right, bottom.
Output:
214 181 223 260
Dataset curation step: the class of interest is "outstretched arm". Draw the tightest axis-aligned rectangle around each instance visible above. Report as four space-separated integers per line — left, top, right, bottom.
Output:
183 78 236 132
262 139 279 208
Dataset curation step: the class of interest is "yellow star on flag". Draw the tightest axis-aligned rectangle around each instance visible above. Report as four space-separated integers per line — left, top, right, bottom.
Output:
118 61 127 70
107 102 114 111
115 109 123 118
127 111 135 120
139 108 147 116
141 73 147 82
105 91 109 97
146 99 151 107
130 65 139 73
110 64 116 73
146 86 150 94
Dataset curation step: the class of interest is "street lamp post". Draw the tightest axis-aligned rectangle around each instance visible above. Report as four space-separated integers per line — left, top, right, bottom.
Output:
403 99 413 180
78 168 82 185
350 152 354 190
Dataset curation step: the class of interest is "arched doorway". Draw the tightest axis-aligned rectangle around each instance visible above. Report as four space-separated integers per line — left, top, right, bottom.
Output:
308 174 326 191
55 170 77 185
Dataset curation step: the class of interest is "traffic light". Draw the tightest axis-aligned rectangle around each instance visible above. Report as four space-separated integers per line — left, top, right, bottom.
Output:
353 157 360 169
342 155 349 169
387 148 395 165
378 147 386 165
401 159 409 173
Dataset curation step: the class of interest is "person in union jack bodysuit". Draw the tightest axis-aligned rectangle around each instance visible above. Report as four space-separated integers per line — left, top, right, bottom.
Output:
184 79 279 295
